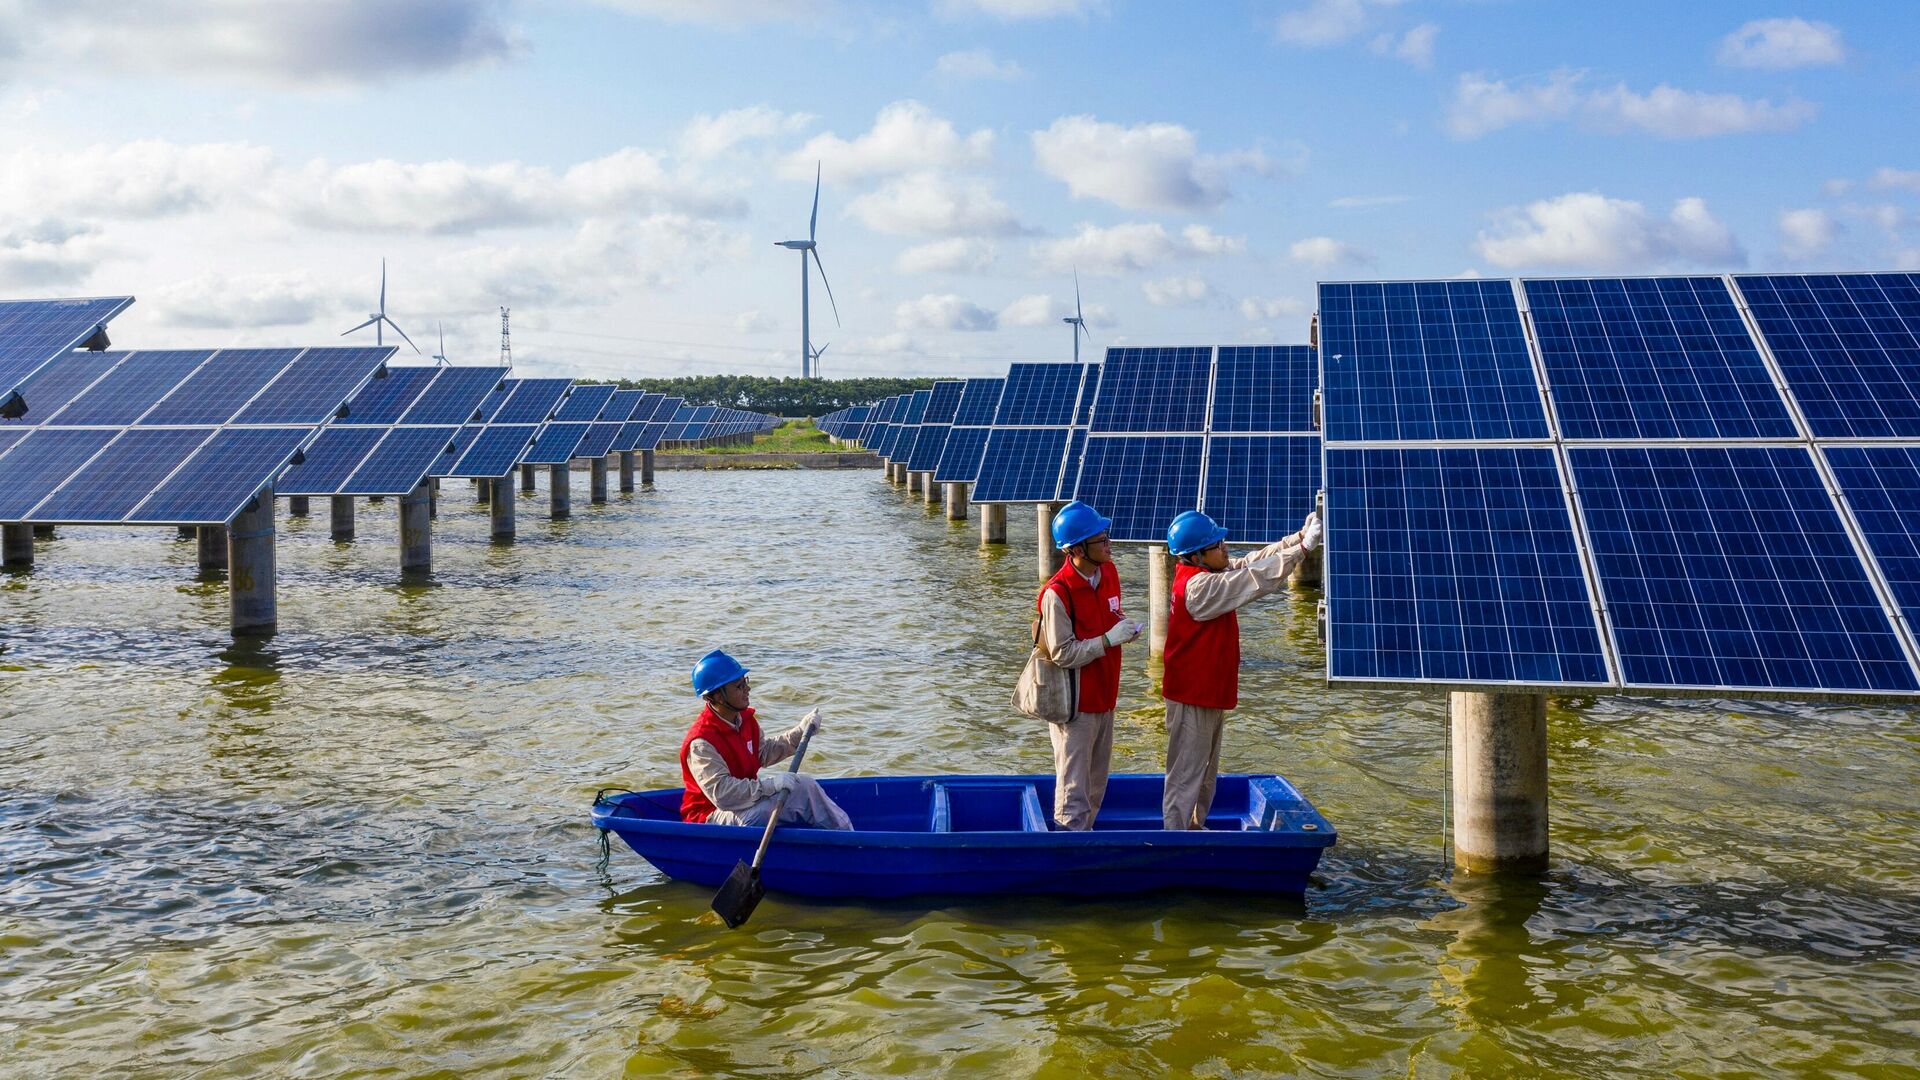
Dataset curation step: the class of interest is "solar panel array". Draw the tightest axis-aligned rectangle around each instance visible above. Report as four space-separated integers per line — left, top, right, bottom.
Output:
972 364 1094 503
0 297 135 411
932 377 1004 483
905 380 965 472
279 366 507 496
1320 271 1920 701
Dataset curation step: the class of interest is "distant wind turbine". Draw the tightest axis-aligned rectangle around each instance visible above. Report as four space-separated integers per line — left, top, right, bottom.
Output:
810 341 830 378
341 259 420 353
432 322 449 366
774 162 839 379
1062 270 1090 363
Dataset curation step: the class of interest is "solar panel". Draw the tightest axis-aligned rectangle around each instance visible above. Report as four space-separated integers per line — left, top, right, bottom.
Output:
33 428 214 522
1318 280 1547 441
0 428 27 457
139 349 306 425
1826 445 1920 635
0 297 134 406
633 422 670 451
924 380 964 424
232 347 391 425
996 364 1083 427
448 425 536 478
1202 435 1320 544
906 423 949 472
1057 427 1088 502
1524 276 1794 440
1088 348 1211 433
2 351 122 425
1072 435 1203 542
575 422 623 459
0 428 117 518
601 389 647 422
952 378 1004 426
554 383 617 421
933 425 990 484
491 378 572 423
973 428 1071 503
275 426 390 495
524 422 589 464
341 426 461 495
401 366 508 424
1324 446 1611 686
51 350 213 425
1736 272 1920 438
338 366 441 425
129 427 308 524
1075 364 1101 426
1212 346 1317 433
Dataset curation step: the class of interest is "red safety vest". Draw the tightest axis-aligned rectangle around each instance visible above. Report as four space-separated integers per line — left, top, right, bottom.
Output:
1163 562 1240 710
679 704 763 823
1040 560 1126 714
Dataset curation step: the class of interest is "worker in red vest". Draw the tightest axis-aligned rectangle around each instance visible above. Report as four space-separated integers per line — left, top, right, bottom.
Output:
1160 509 1322 830
1038 501 1143 830
679 649 852 829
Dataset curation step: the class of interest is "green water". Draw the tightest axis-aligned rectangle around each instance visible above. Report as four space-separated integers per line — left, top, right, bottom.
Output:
3 470 1917 1077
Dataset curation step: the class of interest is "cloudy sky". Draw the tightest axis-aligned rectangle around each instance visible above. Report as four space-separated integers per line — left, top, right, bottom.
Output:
2 1 1914 379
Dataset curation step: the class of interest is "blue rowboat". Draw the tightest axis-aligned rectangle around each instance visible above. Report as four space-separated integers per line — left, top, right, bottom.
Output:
590 772 1336 898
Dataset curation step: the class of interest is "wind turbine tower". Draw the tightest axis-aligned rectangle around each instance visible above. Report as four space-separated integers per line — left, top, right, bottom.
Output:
1062 271 1090 363
775 162 840 379
341 259 420 353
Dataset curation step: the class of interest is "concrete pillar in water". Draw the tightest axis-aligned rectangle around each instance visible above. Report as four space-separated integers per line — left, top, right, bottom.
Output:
2 523 32 566
946 481 969 521
1148 546 1172 660
590 457 608 503
490 477 515 541
619 451 635 493
197 525 228 572
1290 546 1323 589
330 496 355 541
922 472 939 506
429 478 438 521
177 525 196 539
521 463 537 493
641 449 655 485
1450 692 1550 874
549 464 571 519
288 496 309 517
980 502 1006 545
33 525 54 538
228 489 276 636
400 480 432 574
475 477 491 505
1036 502 1065 581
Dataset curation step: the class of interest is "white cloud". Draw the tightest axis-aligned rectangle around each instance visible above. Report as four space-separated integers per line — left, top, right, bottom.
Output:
1289 236 1372 267
1871 168 1920 194
1448 70 1814 140
1447 70 1585 138
1370 23 1437 68
935 0 1105 19
1779 209 1838 259
679 106 815 159
1032 116 1269 213
1275 0 1371 46
1141 276 1210 306
1239 296 1309 321
847 174 1025 236
895 238 997 274
1474 192 1744 271
1717 17 1846 69
734 310 776 333
438 214 749 308
785 101 994 181
1032 222 1245 275
149 270 349 329
0 219 105 288
1000 293 1060 326
934 48 1026 80
845 332 922 356
895 293 998 331
0 140 276 219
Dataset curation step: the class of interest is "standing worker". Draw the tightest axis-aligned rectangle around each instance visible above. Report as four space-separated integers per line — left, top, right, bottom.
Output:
1037 500 1143 830
680 649 853 830
1159 510 1321 830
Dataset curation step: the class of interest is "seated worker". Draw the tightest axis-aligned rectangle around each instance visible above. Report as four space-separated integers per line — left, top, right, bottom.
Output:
679 649 853 830
1160 510 1321 830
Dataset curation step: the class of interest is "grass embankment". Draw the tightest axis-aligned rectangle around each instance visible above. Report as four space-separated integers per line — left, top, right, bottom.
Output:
662 418 841 455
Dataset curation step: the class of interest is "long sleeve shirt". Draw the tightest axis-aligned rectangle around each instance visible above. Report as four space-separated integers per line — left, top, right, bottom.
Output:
1183 535 1309 621
685 714 810 812
1039 565 1110 671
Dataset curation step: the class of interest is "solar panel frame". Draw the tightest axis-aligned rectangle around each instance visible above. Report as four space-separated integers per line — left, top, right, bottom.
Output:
574 422 623 459
1212 346 1318 433
995 364 1083 427
523 422 590 464
0 428 119 519
340 425 463 496
1087 348 1211 434
553 383 617 421
1071 435 1205 542
47 350 215 426
1734 272 1920 439
972 428 1072 504
138 348 308 426
399 366 508 424
127 427 310 524
951 377 1005 426
1 351 124 426
230 347 392 426
31 428 216 523
446 424 538 478
337 366 442 425
0 296 135 407
274 425 391 496
1201 435 1322 545
491 378 572 424
933 425 991 484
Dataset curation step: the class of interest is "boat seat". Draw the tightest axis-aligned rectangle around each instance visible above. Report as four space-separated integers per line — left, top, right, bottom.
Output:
929 781 1049 833
1245 775 1311 832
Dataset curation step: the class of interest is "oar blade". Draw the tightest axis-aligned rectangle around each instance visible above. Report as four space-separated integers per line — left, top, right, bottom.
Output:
711 860 765 928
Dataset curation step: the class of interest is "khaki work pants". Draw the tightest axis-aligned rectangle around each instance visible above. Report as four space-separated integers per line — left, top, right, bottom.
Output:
1163 700 1226 830
1048 710 1114 830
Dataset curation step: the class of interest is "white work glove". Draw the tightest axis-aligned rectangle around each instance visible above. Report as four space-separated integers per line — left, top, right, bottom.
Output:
1299 512 1323 553
760 771 798 796
800 708 823 736
1103 619 1142 648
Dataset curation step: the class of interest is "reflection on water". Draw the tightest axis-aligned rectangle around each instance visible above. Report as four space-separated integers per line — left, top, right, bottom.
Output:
2 471 1917 1076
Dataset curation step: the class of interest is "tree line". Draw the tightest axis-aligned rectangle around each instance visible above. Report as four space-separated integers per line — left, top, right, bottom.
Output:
594 375 937 417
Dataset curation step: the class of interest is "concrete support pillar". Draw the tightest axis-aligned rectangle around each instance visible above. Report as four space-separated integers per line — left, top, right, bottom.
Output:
921 473 939 506
549 464 571 520
1036 502 1065 581
619 451 636 493
980 502 1006 545
329 496 355 541
489 477 515 541
288 496 310 517
2 523 32 566
197 526 228 572
641 449 655 485
590 458 608 504
1290 546 1323 589
946 481 969 521
521 463 537 493
228 489 276 636
429 478 438 521
475 477 491 505
400 480 432 574
33 525 54 538
177 525 196 539
1450 692 1550 875
1148 546 1173 660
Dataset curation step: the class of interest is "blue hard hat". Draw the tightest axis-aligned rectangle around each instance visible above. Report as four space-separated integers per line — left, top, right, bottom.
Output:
1051 500 1112 549
1166 510 1229 556
691 649 749 696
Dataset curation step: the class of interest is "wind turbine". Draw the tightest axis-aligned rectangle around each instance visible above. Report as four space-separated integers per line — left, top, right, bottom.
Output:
341 259 420 353
1062 270 1090 363
810 341 829 378
431 322 449 366
774 162 839 379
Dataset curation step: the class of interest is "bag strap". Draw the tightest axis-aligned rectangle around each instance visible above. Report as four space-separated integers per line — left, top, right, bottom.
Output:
1035 577 1082 720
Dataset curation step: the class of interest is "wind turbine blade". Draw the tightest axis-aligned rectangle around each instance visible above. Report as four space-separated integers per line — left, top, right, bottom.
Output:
379 258 387 314
811 248 840 326
809 161 821 242
1074 269 1084 322
1079 320 1091 341
341 316 379 336
381 316 421 354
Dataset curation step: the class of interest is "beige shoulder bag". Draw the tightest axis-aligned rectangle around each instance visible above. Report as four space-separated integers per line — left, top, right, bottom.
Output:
1012 583 1080 724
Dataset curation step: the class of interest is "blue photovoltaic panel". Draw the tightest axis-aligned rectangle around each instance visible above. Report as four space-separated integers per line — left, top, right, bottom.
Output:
924 381 965 424
1525 277 1794 440
449 425 536 477
1325 446 1610 686
140 349 304 425
232 347 391 425
275 426 389 495
632 392 667 421
524 422 589 464
1826 445 1920 633
53 351 212 425
554 383 617 421
973 428 1070 503
1318 280 1547 442
1090 348 1211 433
1075 364 1101 426
634 422 670 451
339 366 440 424
1203 435 1321 544
900 391 930 425
995 364 1083 427
341 426 461 495
1072 436 1203 541
1737 272 1920 438
1057 427 1088 502
2 351 122 425
492 378 572 423
1212 346 1317 433
1570 445 1917 694
933 425 990 484
906 423 949 472
0 428 27 457
575 422 622 459
402 366 507 424
0 297 134 400
130 427 308 523
0 428 117 518
952 378 1004 426
601 389 646 422
33 428 213 522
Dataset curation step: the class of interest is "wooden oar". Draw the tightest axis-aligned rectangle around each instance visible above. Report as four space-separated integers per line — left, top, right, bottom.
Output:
711 726 815 928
